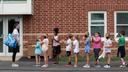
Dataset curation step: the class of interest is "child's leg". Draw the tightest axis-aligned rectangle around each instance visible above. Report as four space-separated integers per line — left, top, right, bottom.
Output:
44 51 48 65
86 53 90 65
35 55 38 65
38 55 41 65
94 49 100 65
106 53 111 65
68 55 71 64
67 51 71 64
74 53 78 65
121 47 126 65
121 58 125 65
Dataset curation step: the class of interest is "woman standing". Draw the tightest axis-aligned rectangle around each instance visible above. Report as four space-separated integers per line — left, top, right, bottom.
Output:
52 28 61 64
12 22 20 67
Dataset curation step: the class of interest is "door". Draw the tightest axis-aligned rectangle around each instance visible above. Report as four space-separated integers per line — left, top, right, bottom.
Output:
0 16 23 56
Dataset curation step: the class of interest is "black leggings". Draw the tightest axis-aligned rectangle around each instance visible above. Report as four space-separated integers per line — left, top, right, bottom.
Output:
12 46 19 62
94 48 101 61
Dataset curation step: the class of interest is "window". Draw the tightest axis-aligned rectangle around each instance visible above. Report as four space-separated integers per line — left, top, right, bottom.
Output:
115 12 128 37
3 0 27 3
88 11 107 37
3 0 26 1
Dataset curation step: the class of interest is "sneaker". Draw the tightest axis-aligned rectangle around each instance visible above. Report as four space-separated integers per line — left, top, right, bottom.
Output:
83 64 90 68
95 64 101 68
12 63 19 67
120 65 126 68
64 64 72 67
104 65 111 68
41 64 48 68
74 65 77 67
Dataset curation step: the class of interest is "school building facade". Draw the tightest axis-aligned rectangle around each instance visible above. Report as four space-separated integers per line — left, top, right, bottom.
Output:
0 0 128 60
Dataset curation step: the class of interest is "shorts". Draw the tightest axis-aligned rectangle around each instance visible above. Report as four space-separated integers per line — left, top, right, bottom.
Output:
85 46 90 53
105 48 111 53
66 51 71 57
117 46 126 58
53 45 61 55
42 44 48 52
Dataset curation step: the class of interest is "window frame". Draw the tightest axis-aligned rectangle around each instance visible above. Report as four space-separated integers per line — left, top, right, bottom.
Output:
88 11 107 37
114 11 128 38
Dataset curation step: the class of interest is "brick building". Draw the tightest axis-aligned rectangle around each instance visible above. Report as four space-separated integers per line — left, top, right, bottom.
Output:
0 0 128 60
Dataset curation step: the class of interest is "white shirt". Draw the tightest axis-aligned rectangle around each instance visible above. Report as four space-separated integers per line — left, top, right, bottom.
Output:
43 38 49 47
53 35 60 46
12 28 19 42
66 39 72 51
73 39 79 53
104 39 112 48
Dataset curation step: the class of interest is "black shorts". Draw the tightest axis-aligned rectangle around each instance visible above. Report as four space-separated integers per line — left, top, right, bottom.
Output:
117 46 126 58
66 51 71 57
53 45 61 55
12 45 20 53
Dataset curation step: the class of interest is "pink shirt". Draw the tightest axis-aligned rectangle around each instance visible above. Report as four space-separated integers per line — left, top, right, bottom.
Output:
93 37 102 49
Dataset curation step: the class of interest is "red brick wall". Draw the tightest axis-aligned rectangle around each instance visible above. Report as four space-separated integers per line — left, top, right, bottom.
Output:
23 0 128 57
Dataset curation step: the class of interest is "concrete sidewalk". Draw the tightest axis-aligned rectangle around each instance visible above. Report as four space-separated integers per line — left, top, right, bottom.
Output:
0 58 128 72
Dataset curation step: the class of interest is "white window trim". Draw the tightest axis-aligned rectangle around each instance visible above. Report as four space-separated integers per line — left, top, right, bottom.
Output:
88 11 107 37
114 11 128 39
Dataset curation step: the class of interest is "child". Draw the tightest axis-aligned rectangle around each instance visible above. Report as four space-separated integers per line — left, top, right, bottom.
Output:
83 32 91 68
35 38 42 66
117 31 127 67
41 34 49 67
92 32 102 68
65 33 73 66
103 33 112 68
73 35 80 67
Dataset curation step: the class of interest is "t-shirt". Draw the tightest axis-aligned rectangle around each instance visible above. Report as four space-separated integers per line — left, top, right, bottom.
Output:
85 37 91 49
104 39 112 48
35 41 42 55
118 36 125 46
93 37 102 49
73 39 79 53
66 39 72 51
12 28 19 42
53 35 60 46
43 38 49 47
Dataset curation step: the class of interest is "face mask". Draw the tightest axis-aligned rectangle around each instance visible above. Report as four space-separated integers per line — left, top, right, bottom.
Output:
106 37 109 39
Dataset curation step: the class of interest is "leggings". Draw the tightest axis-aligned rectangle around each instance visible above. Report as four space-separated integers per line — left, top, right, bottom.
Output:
94 48 101 61
12 46 19 62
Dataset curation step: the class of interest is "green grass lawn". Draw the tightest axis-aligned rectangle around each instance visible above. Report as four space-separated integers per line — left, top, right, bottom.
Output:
59 55 128 63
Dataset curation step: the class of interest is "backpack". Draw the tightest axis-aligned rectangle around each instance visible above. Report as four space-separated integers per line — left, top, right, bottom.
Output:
4 34 17 48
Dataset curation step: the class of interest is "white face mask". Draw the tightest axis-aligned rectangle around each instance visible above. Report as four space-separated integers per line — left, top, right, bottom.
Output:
16 24 20 29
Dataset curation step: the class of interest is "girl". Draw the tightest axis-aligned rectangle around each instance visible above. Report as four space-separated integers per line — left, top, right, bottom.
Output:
65 33 72 66
103 33 112 68
83 32 91 68
92 32 102 68
117 31 127 67
12 22 20 67
41 34 49 67
73 35 80 67
52 28 61 64
35 38 42 66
